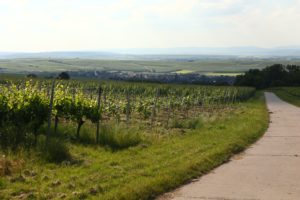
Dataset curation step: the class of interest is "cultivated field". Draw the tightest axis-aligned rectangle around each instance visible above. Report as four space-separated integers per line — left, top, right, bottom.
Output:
1 57 300 75
0 77 268 200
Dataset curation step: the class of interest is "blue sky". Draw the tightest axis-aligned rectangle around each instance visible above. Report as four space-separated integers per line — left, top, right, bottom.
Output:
0 0 300 51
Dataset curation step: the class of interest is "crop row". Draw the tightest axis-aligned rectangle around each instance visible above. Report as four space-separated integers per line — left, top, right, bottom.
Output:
0 80 255 148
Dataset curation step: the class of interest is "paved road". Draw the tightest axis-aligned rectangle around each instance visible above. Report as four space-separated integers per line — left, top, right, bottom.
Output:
158 92 300 200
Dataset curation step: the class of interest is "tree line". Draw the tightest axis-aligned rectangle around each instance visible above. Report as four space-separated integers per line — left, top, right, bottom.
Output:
235 64 300 89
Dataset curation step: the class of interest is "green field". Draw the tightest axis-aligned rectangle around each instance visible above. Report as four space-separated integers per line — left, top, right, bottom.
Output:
270 87 300 107
0 78 268 200
0 95 268 200
1 57 300 75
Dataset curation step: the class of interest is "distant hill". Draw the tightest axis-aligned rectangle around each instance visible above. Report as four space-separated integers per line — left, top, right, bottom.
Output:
0 51 120 59
112 47 300 57
1 46 300 59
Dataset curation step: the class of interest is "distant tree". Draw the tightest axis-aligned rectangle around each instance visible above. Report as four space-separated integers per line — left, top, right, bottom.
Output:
26 73 37 78
57 72 70 80
235 64 300 89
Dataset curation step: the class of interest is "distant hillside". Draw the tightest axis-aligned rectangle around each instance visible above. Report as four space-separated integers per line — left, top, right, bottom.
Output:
1 57 300 76
1 46 300 59
0 51 120 59
112 47 300 57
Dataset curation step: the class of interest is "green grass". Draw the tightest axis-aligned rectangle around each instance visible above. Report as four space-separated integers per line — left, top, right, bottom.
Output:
99 123 142 149
0 93 268 200
270 87 300 107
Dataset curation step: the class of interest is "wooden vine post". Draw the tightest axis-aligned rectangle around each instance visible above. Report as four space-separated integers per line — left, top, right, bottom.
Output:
46 79 55 143
96 85 102 144
151 88 160 127
103 88 107 105
166 98 172 128
126 91 131 126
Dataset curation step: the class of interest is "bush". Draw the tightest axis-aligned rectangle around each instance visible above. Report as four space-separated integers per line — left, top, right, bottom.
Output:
99 123 142 149
37 136 71 163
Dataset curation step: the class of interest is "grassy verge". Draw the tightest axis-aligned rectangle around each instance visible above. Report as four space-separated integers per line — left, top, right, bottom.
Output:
0 93 268 200
270 87 300 107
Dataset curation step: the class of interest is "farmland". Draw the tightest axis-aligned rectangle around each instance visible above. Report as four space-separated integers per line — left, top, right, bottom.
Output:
0 77 268 200
1 0 300 198
1 57 300 76
0 79 255 148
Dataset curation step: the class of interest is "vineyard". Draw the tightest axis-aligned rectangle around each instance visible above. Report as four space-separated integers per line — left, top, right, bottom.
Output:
0 79 255 151
0 79 268 200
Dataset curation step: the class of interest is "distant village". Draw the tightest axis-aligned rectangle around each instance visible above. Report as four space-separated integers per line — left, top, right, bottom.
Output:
67 70 236 85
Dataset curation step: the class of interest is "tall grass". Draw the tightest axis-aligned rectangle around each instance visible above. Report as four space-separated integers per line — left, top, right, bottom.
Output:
171 118 203 129
45 121 143 149
37 136 71 163
99 123 142 149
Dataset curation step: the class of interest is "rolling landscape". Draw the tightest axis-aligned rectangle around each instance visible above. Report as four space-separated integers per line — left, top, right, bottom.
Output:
1 0 300 200
2 49 300 76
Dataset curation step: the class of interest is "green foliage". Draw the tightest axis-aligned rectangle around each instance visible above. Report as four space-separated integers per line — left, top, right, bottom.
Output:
0 79 255 150
235 64 300 89
0 92 268 200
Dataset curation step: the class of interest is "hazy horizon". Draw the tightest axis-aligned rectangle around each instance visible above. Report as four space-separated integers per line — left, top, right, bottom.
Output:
1 0 300 52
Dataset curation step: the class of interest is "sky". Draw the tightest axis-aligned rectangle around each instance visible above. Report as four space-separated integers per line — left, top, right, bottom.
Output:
0 0 300 52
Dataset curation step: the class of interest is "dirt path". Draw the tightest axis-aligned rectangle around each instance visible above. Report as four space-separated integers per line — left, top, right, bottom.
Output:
158 92 300 200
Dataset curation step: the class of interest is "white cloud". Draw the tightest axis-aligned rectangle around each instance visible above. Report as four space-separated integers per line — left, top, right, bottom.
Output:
0 0 300 51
